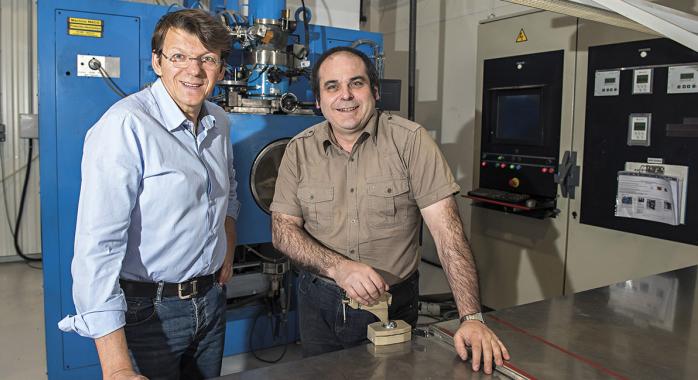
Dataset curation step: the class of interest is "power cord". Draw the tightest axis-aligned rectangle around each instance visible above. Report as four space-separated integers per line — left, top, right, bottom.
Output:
416 297 458 327
89 58 128 98
9 139 41 262
249 273 292 364
0 143 16 237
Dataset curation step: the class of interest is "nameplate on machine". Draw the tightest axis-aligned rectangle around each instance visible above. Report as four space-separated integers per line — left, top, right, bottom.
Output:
68 17 103 38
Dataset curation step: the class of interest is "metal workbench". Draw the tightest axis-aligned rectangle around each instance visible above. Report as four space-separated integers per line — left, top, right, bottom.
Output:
217 265 698 379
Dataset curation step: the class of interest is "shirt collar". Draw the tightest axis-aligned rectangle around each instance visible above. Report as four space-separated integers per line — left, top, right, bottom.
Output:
320 109 379 154
150 78 217 132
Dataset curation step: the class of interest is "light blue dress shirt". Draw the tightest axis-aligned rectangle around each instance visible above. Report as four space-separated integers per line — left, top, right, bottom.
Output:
58 79 240 339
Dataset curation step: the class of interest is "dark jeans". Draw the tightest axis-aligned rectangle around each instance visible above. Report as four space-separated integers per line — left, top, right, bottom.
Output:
297 270 419 357
124 282 227 380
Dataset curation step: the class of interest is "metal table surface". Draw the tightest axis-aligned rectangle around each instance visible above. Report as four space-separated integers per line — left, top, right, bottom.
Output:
217 265 698 379
217 336 497 379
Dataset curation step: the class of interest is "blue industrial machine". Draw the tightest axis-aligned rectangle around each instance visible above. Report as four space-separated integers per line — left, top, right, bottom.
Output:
38 1 383 378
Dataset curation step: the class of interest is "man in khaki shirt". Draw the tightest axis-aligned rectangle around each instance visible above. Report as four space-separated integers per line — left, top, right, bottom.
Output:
270 46 509 374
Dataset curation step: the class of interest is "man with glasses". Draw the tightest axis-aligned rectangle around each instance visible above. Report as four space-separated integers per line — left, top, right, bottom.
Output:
58 9 239 380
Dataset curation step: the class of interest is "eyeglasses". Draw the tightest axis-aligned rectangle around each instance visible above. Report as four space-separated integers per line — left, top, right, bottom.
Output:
160 52 221 69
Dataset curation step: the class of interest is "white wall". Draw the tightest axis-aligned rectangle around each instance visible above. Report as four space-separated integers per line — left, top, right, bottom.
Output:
366 0 530 264
0 0 40 260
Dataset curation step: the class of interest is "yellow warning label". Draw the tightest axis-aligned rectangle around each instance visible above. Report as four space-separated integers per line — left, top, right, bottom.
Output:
68 17 103 38
68 17 103 26
68 29 103 38
69 23 103 32
516 29 528 43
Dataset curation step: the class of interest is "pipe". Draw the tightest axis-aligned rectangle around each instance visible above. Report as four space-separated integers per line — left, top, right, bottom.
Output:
408 0 416 121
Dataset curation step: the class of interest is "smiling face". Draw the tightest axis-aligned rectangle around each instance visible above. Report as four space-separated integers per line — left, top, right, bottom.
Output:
152 27 224 121
316 52 379 140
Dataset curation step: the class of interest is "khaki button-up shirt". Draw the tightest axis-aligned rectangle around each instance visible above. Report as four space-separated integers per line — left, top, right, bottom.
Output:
270 110 460 284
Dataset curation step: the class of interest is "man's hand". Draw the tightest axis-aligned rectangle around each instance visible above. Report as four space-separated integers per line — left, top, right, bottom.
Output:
217 250 234 285
453 320 510 374
95 329 148 380
109 369 148 380
219 216 236 285
330 260 389 306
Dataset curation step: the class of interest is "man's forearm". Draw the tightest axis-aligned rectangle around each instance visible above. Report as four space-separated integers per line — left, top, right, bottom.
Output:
432 198 481 316
95 328 135 378
271 213 346 277
225 216 237 256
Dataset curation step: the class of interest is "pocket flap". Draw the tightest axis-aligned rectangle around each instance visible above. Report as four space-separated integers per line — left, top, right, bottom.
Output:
366 178 409 197
298 185 334 203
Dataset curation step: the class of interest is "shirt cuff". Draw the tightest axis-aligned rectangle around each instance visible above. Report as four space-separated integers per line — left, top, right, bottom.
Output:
227 199 241 220
269 202 303 217
58 302 126 339
416 182 461 209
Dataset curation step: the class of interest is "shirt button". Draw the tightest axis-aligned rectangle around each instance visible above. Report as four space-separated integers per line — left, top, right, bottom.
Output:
350 249 355 254
351 219 357 224
349 158 354 162
350 188 354 193
310 195 314 200
387 188 392 193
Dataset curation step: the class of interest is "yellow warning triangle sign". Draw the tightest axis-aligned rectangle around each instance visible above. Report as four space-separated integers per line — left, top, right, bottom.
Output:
516 29 528 43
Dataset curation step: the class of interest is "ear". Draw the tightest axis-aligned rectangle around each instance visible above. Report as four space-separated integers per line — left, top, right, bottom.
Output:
374 86 380 101
152 52 162 77
315 99 320 109
216 63 225 81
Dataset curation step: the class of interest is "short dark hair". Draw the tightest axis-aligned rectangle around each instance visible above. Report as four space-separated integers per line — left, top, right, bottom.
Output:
311 46 379 101
152 9 232 62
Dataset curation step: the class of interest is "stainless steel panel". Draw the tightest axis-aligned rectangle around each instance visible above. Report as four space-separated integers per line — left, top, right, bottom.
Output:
216 336 506 380
436 266 698 379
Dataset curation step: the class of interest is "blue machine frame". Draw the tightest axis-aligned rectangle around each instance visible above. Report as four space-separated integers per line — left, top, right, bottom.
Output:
38 0 382 379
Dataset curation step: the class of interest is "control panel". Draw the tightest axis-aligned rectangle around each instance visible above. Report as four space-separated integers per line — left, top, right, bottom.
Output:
667 65 698 94
627 113 652 146
594 70 620 96
632 68 654 94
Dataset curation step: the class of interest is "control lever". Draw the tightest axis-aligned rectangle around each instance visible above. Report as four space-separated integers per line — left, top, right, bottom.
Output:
554 151 580 199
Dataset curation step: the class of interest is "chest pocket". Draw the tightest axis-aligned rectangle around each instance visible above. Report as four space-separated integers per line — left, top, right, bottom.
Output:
366 177 412 229
298 185 334 232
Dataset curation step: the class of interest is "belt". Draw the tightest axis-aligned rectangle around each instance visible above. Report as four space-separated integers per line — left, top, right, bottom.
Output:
307 270 418 290
120 274 217 300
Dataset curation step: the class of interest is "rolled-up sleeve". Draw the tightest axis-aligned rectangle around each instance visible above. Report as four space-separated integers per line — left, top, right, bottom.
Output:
407 127 461 209
58 112 142 339
269 139 302 217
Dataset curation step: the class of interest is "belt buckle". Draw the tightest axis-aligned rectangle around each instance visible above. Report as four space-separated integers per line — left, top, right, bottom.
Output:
178 280 198 299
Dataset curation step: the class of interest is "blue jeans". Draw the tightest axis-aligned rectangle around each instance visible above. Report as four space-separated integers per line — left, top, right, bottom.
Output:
297 270 419 357
124 282 227 380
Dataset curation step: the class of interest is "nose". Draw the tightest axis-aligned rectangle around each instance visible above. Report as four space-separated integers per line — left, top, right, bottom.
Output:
339 85 354 100
185 58 205 74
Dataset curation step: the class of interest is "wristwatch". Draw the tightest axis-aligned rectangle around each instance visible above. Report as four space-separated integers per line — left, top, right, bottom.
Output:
459 312 485 324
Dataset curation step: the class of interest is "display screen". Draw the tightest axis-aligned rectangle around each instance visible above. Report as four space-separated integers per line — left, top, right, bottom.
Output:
634 122 646 131
636 74 649 84
605 77 616 84
680 73 694 80
495 93 542 145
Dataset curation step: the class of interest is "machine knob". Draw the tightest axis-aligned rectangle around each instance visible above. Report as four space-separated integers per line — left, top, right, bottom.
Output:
267 67 283 84
280 92 299 113
508 177 520 188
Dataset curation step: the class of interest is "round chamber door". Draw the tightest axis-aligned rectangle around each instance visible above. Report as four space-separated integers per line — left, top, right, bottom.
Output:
250 138 291 214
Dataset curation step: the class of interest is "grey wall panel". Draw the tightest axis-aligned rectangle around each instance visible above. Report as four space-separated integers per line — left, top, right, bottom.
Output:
0 0 40 259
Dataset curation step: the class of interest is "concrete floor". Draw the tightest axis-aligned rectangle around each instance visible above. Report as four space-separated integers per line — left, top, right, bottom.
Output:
0 261 46 380
0 260 450 379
